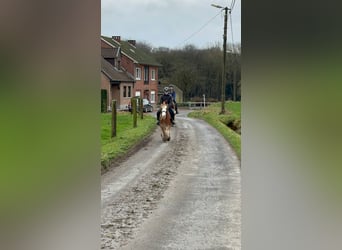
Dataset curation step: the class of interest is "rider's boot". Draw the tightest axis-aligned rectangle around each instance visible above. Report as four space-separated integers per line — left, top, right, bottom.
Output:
156 111 160 125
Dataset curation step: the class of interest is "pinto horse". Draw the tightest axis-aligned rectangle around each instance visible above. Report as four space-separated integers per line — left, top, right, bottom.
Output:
159 101 172 142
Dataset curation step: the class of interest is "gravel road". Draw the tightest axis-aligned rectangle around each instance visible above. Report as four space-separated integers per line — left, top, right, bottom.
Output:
101 110 241 249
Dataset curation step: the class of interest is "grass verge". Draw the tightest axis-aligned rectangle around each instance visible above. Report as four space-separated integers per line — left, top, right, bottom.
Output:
188 101 241 159
101 112 157 172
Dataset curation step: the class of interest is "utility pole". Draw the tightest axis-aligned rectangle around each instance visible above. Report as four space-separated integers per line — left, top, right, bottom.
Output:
211 4 230 114
221 7 228 114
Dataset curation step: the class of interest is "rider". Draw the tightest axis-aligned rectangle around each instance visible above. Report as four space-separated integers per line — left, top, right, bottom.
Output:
169 84 179 114
156 86 175 125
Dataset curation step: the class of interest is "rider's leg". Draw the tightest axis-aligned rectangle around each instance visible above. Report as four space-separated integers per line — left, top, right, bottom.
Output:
169 108 175 124
156 110 160 125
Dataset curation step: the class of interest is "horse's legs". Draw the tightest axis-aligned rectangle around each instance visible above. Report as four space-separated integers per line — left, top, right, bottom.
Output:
160 124 171 142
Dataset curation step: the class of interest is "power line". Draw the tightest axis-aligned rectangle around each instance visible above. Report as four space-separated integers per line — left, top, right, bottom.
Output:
177 11 222 47
228 0 239 52
230 0 236 11
229 11 235 51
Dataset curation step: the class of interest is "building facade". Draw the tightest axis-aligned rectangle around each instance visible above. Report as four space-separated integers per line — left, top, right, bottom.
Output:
101 40 135 111
101 36 162 106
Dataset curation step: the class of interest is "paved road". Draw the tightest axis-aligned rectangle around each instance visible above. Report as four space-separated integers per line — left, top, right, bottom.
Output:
101 110 241 249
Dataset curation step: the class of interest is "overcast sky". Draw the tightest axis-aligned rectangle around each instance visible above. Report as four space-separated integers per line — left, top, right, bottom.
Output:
101 0 241 50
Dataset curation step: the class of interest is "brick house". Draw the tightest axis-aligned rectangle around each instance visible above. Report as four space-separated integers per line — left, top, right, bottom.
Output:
101 35 162 106
101 40 135 111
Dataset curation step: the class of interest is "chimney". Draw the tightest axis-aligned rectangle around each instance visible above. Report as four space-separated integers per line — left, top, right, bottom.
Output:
128 40 136 46
112 36 121 43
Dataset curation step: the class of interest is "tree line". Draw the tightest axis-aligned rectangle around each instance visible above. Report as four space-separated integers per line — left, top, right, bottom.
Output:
137 42 241 102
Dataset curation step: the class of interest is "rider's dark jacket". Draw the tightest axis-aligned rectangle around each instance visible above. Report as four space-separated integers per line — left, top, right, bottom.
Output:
170 91 176 101
159 94 173 106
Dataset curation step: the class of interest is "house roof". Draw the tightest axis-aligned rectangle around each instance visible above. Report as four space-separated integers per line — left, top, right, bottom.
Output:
101 36 162 67
101 57 135 83
101 47 119 58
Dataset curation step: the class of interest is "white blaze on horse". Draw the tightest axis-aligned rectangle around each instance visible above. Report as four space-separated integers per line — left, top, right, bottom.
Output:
159 101 172 142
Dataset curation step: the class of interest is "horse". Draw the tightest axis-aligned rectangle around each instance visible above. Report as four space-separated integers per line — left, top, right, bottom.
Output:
159 101 172 142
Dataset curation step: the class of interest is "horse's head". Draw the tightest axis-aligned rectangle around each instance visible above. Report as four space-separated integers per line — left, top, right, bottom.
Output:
160 101 168 118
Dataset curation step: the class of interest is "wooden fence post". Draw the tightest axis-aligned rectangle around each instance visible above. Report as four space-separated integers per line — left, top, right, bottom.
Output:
111 100 116 137
139 97 143 119
131 97 137 128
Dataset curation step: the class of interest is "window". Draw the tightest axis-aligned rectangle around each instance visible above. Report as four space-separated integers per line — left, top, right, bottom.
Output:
135 67 141 80
151 69 156 80
144 66 149 83
123 86 131 98
135 91 141 97
128 86 131 97
150 91 156 103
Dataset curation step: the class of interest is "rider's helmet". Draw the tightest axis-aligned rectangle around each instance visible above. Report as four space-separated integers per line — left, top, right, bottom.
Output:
163 86 169 94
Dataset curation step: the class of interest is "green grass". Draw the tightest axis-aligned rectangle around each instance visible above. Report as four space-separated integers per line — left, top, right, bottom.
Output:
101 112 157 170
188 101 241 159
